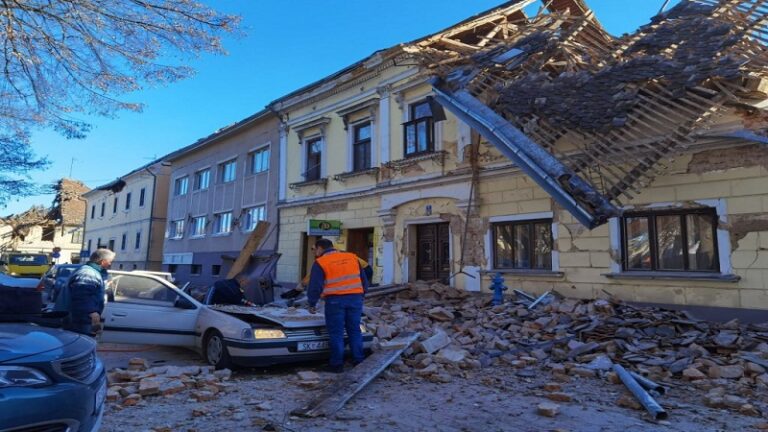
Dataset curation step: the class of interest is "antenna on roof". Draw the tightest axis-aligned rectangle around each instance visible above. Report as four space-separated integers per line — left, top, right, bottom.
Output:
658 0 672 14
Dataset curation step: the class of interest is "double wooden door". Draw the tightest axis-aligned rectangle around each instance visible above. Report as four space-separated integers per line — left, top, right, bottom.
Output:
416 223 450 283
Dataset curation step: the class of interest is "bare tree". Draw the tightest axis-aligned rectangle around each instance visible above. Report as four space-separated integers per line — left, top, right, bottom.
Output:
0 0 240 205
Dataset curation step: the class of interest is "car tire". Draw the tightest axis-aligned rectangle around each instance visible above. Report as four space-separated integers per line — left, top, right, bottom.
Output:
203 329 233 370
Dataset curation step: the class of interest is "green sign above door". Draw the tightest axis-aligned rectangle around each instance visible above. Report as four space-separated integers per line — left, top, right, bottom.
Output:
308 219 342 236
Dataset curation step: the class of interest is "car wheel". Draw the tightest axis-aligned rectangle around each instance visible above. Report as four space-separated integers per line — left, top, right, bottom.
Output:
203 329 233 370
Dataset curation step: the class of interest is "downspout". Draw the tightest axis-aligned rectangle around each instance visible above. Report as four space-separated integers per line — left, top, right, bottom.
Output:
144 166 158 270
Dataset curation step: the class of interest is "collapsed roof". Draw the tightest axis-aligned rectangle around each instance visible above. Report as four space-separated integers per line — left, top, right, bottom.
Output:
410 0 768 228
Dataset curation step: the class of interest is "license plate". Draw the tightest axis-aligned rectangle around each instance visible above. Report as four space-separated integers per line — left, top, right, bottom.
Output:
95 379 107 413
297 340 329 352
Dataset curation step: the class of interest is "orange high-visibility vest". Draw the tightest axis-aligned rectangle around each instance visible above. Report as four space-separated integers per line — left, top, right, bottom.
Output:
315 251 364 297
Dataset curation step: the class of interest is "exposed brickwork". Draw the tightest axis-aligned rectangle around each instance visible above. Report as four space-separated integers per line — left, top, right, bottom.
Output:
687 145 768 174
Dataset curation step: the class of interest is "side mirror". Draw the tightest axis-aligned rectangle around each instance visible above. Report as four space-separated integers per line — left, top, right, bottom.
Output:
106 288 115 303
174 295 196 310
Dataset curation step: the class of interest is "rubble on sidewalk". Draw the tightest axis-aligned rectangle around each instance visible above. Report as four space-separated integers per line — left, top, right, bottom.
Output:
365 281 768 417
107 361 230 407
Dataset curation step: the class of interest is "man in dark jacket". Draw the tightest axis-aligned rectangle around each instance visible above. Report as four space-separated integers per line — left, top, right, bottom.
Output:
206 274 256 306
64 248 114 336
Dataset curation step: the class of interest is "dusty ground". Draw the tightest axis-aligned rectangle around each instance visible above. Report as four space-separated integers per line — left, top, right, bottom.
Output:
97 345 765 432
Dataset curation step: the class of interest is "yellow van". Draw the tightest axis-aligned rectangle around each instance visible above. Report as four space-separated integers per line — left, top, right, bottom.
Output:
0 252 50 278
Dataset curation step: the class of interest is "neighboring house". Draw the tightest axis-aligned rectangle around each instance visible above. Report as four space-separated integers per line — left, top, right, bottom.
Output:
161 110 280 288
270 0 768 315
82 162 170 270
0 178 90 263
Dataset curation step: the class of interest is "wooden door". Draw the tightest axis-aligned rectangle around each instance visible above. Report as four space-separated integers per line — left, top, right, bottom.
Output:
416 223 450 283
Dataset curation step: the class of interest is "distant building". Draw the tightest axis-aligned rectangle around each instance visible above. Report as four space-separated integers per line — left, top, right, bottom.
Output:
162 110 279 288
0 178 90 263
82 162 170 270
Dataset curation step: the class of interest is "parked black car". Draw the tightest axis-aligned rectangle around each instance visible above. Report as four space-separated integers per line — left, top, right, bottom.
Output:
0 321 107 432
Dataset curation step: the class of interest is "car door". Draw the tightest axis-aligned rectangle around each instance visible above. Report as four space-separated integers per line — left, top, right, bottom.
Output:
101 272 200 347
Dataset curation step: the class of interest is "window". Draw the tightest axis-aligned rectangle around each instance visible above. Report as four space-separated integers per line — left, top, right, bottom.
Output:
212 265 221 276
305 137 322 181
404 100 434 157
135 232 141 249
621 208 718 272
120 234 127 250
191 216 207 237
139 188 146 207
244 206 266 231
213 212 232 235
250 147 270 174
100 202 105 217
113 197 118 213
97 237 101 248
191 264 202 276
87 239 92 252
493 219 553 270
353 122 372 171
168 264 177 274
108 239 115 251
219 159 237 183
125 192 131 210
174 177 189 196
91 205 95 219
71 230 82 244
110 274 176 304
169 220 185 239
194 168 210 190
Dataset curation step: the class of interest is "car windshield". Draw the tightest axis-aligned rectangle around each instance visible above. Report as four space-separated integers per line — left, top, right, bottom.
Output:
8 255 48 266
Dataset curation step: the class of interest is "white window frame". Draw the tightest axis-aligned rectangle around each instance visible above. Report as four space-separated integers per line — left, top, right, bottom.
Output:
190 215 207 238
250 145 270 174
169 220 185 240
174 176 189 196
608 198 732 275
194 167 211 191
347 118 375 173
219 159 237 183
485 212 559 272
213 211 233 235
243 205 266 232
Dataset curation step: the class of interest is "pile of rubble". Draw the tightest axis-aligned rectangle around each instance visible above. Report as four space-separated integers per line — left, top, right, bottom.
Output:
106 358 234 408
365 281 768 416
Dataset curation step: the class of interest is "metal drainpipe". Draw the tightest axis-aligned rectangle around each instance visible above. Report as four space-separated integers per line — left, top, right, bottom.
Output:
144 167 158 270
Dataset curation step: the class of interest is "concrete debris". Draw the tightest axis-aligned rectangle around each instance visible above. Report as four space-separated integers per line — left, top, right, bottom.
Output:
366 281 768 418
107 359 232 407
536 402 559 417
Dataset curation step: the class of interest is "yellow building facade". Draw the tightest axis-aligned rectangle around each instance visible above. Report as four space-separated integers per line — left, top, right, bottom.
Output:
271 1 768 312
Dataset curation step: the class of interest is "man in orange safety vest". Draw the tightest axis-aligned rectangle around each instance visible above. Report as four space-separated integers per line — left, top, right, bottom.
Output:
306 238 369 373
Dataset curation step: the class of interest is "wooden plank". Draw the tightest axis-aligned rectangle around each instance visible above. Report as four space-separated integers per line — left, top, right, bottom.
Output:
292 332 420 418
226 221 270 278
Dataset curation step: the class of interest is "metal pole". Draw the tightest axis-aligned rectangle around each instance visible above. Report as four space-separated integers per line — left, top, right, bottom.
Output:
658 0 672 14
613 364 668 420
629 371 666 396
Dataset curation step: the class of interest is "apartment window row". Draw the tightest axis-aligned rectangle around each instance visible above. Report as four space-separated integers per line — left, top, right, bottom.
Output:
490 208 720 274
300 99 437 182
175 147 271 196
167 205 266 239
89 187 146 219
87 232 141 252
187 264 222 277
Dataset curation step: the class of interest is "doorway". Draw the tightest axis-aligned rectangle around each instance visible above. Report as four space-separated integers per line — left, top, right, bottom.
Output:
347 228 374 263
416 223 450 283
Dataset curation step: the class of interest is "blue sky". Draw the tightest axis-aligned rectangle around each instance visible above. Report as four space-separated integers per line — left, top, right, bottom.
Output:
4 0 680 215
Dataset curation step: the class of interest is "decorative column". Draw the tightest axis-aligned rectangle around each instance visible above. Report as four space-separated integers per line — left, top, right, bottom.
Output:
377 208 397 285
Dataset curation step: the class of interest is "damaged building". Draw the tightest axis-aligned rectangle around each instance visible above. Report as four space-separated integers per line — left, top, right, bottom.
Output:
272 0 768 313
0 178 90 263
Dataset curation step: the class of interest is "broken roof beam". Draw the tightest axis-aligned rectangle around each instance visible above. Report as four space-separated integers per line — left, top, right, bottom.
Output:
431 80 620 228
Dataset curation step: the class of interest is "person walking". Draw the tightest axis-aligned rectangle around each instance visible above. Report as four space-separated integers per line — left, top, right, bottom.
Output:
59 248 114 336
306 239 369 373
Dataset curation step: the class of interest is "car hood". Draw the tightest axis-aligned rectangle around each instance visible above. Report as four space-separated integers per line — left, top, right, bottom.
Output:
0 323 81 363
209 305 327 328
0 274 40 288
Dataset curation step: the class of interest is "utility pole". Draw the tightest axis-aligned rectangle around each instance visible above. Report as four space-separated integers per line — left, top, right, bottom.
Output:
69 158 76 178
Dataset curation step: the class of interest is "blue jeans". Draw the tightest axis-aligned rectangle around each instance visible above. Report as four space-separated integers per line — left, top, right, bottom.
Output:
324 294 364 367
